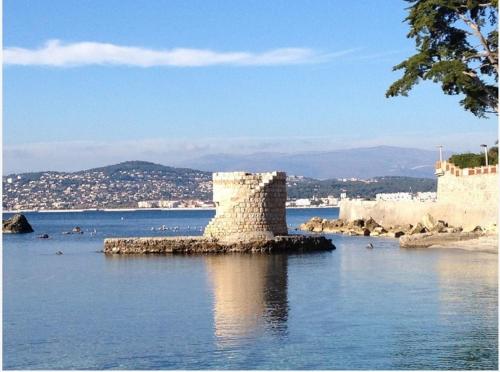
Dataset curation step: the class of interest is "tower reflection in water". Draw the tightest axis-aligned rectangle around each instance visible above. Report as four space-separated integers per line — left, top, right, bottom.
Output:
205 254 288 346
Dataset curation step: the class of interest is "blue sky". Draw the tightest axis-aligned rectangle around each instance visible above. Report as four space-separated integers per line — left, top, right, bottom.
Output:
3 0 498 173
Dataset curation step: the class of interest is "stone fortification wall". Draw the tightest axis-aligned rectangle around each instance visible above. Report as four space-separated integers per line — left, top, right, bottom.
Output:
340 162 498 229
203 171 288 241
435 161 498 206
339 199 436 227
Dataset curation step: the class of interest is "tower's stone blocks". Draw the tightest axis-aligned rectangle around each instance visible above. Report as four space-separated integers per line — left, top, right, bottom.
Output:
203 171 288 241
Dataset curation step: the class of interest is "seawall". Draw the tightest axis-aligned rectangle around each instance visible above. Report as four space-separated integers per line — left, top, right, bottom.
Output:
339 162 498 229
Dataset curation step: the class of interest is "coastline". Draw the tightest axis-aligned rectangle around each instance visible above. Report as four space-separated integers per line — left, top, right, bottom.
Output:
3 205 339 214
423 233 498 254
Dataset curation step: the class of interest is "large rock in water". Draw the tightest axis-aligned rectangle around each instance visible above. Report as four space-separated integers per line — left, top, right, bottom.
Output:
421 213 437 230
3 214 34 233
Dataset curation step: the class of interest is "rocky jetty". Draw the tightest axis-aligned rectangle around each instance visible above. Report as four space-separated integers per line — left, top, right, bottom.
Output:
3 214 34 234
104 235 335 255
299 213 466 238
299 213 497 251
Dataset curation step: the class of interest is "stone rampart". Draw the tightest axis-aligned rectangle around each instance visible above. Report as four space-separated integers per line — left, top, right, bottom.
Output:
340 162 498 229
203 171 288 241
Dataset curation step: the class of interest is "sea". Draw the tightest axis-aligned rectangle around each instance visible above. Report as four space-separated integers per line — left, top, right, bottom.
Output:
3 208 498 370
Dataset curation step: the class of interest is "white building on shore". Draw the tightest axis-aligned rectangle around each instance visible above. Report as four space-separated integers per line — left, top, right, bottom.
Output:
375 192 437 202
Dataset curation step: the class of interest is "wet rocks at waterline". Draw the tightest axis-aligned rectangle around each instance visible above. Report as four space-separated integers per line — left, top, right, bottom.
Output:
2 214 34 234
298 213 489 238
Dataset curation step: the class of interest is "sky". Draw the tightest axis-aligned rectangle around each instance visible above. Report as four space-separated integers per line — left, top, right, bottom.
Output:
3 0 498 173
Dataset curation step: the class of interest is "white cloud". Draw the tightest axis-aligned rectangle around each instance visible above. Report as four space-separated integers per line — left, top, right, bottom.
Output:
3 39 346 67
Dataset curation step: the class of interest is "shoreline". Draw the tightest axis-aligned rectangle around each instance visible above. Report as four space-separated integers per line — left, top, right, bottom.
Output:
3 205 339 214
424 233 498 254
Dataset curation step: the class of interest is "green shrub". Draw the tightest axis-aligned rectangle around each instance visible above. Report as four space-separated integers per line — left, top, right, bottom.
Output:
449 148 498 168
488 146 498 165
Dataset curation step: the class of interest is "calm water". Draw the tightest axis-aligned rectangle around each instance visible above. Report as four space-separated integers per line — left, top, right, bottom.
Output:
3 209 498 370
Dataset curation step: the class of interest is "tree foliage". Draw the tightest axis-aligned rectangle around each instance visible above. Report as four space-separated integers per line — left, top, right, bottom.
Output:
448 146 499 167
287 176 437 200
449 152 486 167
386 0 498 117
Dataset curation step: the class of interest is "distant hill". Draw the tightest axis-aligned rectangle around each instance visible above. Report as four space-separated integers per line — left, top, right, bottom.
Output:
3 160 437 210
3 161 212 210
177 145 448 179
80 160 201 176
287 176 436 200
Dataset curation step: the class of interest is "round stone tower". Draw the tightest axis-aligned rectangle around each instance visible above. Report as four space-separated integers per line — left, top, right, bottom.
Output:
204 171 288 241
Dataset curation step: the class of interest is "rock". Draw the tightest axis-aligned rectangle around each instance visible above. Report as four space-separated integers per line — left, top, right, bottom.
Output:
3 214 34 234
352 219 365 228
395 224 413 233
408 222 428 235
370 231 380 237
400 231 484 248
391 230 405 238
299 223 313 232
483 224 497 233
312 225 324 232
444 226 462 233
421 213 436 230
299 217 324 232
364 217 380 231
431 220 447 233
322 220 340 232
373 226 387 234
462 225 484 233
362 228 371 236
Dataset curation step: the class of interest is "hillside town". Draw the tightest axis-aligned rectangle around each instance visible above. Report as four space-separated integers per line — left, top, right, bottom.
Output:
3 161 438 211
3 164 212 210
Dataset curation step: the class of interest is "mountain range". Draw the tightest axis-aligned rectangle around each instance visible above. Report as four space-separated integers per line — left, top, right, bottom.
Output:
175 145 448 179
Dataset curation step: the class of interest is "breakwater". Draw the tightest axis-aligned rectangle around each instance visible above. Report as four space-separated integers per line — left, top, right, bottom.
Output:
104 235 335 254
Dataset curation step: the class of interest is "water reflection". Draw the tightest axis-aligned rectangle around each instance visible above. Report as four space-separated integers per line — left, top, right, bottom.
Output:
436 252 498 368
205 254 288 346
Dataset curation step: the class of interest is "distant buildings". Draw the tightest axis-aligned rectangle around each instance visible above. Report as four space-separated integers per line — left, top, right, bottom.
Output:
286 195 339 208
375 192 437 202
137 199 214 208
3 167 212 210
3 165 436 211
294 198 312 207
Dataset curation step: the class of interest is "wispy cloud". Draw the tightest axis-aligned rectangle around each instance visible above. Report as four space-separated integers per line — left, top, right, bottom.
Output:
4 131 496 174
3 39 348 67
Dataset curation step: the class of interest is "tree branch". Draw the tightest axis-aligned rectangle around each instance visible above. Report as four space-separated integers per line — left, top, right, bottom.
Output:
458 13 499 75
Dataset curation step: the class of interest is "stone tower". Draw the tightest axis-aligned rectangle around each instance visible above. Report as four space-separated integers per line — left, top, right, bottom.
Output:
204 171 288 241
